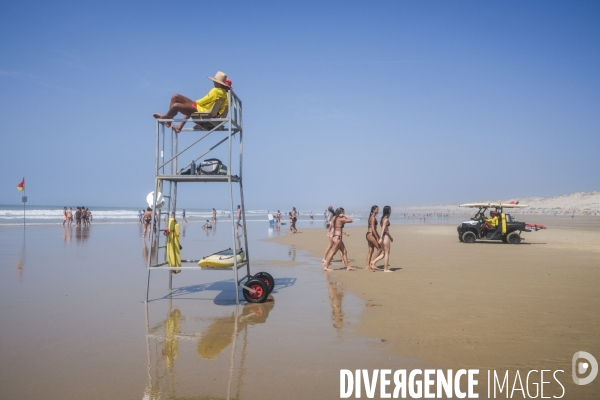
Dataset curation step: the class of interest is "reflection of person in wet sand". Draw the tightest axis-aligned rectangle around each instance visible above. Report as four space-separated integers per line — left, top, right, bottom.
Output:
323 208 355 271
370 206 394 272
326 276 344 332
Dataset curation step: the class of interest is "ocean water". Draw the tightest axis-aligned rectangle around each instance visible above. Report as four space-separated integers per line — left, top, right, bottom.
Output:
0 205 467 227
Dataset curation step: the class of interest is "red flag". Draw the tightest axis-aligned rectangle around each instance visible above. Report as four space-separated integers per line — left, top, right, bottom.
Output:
17 178 25 192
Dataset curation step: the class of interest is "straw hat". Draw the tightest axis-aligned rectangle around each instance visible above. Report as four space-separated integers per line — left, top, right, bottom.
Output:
208 71 230 88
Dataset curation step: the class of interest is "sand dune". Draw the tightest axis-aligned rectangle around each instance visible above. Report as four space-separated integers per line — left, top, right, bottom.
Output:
401 191 600 215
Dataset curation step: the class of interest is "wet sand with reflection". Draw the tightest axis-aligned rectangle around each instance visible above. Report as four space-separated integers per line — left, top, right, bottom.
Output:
0 222 420 399
269 216 600 399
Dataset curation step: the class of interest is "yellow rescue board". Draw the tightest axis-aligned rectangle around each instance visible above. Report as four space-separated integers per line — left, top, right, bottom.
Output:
198 248 245 267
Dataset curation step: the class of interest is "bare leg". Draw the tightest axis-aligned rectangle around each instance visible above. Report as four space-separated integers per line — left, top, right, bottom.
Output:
365 233 380 269
323 237 334 262
153 94 196 128
324 238 342 270
382 238 392 272
340 242 355 270
370 236 388 269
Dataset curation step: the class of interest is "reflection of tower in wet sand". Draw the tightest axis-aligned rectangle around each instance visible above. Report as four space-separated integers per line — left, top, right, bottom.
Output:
145 298 275 400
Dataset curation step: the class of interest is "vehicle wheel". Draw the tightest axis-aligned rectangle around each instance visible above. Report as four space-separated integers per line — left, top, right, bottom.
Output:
253 272 275 294
462 231 476 243
243 279 269 303
501 235 508 243
458 234 464 242
506 232 521 244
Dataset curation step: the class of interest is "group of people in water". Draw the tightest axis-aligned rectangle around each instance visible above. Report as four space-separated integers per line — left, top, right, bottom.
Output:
321 205 393 273
62 206 92 227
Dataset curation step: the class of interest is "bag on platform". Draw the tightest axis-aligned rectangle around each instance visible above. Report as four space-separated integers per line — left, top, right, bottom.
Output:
199 158 228 175
199 158 222 175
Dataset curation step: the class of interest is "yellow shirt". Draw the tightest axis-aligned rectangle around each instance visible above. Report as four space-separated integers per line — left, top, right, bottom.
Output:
196 87 228 116
484 216 499 227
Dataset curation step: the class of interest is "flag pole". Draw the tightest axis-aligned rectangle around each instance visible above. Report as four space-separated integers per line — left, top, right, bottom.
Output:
22 179 26 229
17 177 26 228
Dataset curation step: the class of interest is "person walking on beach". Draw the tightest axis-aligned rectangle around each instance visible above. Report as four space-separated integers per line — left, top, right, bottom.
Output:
326 205 335 227
322 217 336 263
292 207 298 228
153 71 230 133
143 207 153 239
138 210 143 224
370 206 393 272
181 209 187 223
276 210 281 225
310 211 314 221
212 208 217 222
365 205 382 271
323 208 355 271
63 207 68 226
289 212 297 233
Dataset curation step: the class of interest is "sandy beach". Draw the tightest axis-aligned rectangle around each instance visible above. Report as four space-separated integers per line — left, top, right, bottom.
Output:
0 215 598 399
269 216 600 399
0 221 420 400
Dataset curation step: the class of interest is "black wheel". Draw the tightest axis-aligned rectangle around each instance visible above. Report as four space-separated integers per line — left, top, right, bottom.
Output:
253 272 275 294
462 231 476 243
506 232 521 244
243 279 269 303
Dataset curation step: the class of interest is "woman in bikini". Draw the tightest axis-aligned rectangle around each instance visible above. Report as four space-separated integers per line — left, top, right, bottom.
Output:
323 208 355 271
365 205 382 271
143 207 153 239
66 207 73 227
370 206 393 272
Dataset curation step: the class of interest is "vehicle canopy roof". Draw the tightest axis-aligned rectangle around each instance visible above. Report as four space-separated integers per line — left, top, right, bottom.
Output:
459 203 528 208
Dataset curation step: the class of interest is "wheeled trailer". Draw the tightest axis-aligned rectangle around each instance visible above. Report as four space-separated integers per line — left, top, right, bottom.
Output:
145 90 273 304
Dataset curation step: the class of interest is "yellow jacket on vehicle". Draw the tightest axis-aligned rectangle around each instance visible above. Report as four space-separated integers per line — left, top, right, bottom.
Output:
483 215 499 227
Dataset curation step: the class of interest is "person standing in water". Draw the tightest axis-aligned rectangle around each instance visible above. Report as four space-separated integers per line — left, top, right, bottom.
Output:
212 208 217 222
66 207 73 227
370 206 393 272
181 209 187 223
289 212 297 233
365 205 382 271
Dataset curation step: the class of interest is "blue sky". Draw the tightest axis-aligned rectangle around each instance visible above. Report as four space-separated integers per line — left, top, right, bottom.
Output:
1 1 598 211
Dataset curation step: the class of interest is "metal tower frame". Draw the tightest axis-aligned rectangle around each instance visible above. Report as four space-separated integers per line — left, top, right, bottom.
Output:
145 90 251 304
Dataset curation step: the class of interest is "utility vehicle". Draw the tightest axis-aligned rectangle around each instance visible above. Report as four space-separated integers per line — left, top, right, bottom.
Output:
457 203 546 244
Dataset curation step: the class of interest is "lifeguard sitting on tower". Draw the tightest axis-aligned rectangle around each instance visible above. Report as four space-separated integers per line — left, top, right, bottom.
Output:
153 71 231 133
